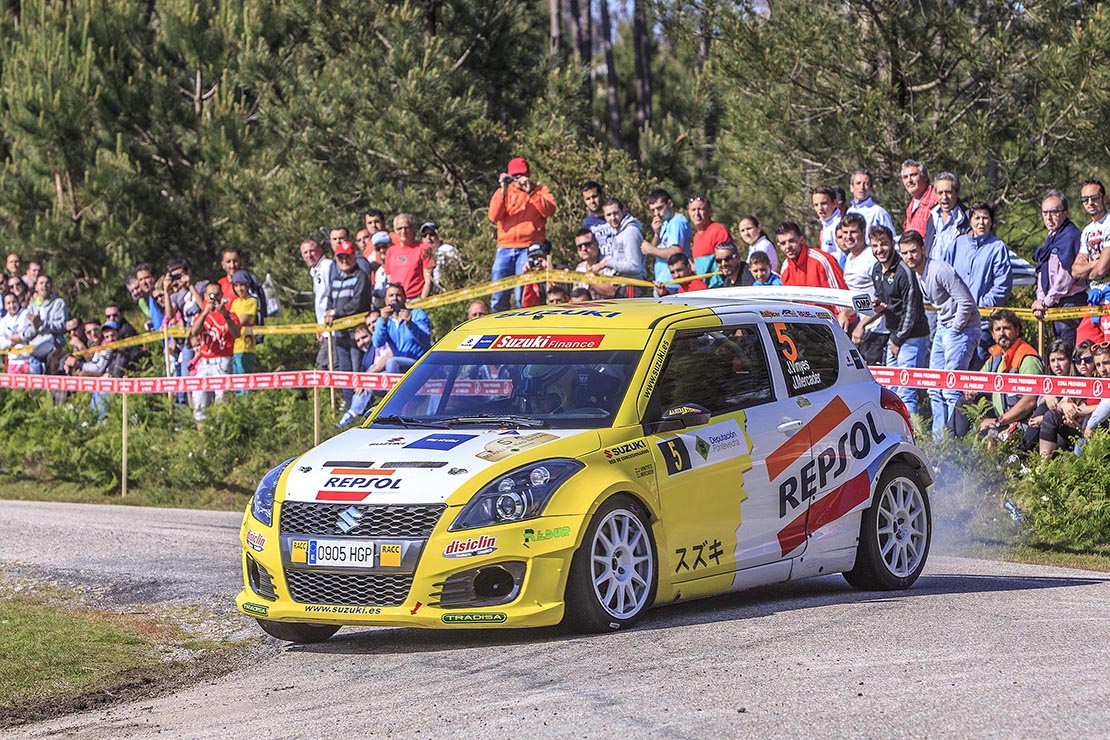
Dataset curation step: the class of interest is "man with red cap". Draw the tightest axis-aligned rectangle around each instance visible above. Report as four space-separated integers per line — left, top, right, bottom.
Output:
487 156 557 312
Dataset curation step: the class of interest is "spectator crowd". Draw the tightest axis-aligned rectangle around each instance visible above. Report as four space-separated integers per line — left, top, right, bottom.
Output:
2 156 1108 449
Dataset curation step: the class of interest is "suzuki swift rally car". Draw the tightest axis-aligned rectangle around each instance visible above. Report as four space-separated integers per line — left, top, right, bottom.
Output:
237 287 933 642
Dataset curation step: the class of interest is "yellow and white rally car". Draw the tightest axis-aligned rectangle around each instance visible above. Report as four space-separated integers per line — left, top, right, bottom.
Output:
237 288 933 642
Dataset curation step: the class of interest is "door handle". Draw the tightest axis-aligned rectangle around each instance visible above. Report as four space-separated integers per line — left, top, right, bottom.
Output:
777 419 804 434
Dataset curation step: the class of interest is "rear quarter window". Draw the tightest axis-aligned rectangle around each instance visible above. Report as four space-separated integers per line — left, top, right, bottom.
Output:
767 320 839 397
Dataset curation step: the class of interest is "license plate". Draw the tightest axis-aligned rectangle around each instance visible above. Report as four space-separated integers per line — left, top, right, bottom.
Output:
291 539 375 568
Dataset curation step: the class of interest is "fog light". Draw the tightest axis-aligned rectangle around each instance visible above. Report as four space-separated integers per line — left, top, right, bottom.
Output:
473 566 516 600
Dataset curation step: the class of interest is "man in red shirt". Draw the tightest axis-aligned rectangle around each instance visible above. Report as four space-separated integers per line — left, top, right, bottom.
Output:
687 194 731 277
776 221 850 319
654 253 707 296
902 159 938 236
189 283 240 426
384 213 433 300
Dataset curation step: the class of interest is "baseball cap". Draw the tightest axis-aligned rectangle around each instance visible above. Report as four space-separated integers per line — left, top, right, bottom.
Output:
420 221 438 235
527 242 546 257
371 231 392 247
231 269 252 284
507 157 529 176
101 320 120 332
334 240 355 256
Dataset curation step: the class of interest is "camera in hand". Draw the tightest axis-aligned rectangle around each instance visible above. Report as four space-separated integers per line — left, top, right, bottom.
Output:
169 271 183 281
529 256 546 269
388 300 404 312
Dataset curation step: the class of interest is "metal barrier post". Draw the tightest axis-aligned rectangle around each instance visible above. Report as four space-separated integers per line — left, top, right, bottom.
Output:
1037 318 1045 358
328 332 336 410
313 386 321 446
121 394 128 498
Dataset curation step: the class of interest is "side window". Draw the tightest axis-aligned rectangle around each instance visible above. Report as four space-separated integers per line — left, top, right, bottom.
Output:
769 321 839 396
655 325 774 415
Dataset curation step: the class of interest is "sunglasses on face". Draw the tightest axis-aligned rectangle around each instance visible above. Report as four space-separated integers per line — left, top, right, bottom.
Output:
1080 195 1103 203
716 255 737 263
575 242 594 250
1074 355 1094 364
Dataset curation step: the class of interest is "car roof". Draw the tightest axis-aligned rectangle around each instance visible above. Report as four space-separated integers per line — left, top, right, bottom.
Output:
462 288 868 332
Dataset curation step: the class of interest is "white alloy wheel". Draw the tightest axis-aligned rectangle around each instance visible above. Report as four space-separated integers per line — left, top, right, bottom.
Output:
590 509 654 619
844 462 932 591
875 476 928 577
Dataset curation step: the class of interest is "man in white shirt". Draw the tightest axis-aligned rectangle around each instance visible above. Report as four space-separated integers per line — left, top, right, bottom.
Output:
812 185 843 263
840 213 884 364
301 238 333 369
1072 178 1110 347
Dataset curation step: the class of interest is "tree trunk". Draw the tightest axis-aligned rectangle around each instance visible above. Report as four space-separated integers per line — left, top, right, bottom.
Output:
696 13 716 177
549 0 562 54
599 0 623 149
632 0 652 137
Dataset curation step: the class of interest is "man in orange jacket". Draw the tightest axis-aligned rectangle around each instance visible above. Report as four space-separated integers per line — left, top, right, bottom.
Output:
487 157 557 312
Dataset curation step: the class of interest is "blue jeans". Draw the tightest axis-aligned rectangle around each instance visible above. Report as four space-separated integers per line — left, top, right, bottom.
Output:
175 344 195 404
332 329 362 406
490 247 530 312
927 324 981 439
885 335 928 415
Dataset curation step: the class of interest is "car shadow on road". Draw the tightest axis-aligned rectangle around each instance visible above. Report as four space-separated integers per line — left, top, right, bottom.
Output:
283 569 1107 655
639 570 1109 632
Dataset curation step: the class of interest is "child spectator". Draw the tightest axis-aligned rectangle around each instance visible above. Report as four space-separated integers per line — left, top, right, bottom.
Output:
230 270 258 378
748 251 782 286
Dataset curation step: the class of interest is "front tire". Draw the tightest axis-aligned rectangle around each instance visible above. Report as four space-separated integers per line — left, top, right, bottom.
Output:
844 462 931 591
563 495 657 633
256 619 341 644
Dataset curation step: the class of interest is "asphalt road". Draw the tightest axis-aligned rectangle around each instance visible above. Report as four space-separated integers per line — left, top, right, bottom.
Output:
2 499 1108 739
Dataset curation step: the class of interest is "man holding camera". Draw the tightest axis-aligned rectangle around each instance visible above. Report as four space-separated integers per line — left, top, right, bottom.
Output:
372 283 431 375
189 283 241 425
487 157 557 312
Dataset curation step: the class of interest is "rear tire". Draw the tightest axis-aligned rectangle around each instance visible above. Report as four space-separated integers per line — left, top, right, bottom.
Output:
844 462 931 591
256 619 341 644
563 495 657 633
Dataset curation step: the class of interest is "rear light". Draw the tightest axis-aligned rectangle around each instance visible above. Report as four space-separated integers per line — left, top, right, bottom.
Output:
880 387 914 441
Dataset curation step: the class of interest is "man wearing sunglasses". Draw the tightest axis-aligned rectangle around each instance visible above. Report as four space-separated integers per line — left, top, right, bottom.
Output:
189 284 241 425
706 243 755 288
1072 179 1110 347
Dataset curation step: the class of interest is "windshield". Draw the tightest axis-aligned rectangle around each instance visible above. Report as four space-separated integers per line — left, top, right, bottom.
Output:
373 350 640 429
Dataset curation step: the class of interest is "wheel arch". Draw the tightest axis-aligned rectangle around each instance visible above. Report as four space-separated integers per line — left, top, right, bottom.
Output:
870 443 934 505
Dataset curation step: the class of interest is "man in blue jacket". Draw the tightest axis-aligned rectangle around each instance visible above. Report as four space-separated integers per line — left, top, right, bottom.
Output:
372 283 432 374
1031 190 1087 345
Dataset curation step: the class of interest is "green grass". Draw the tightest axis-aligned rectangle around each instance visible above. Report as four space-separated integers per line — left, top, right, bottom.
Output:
0 478 248 512
0 595 171 713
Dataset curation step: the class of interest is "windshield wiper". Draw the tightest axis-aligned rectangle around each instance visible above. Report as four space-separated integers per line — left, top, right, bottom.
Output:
436 414 548 428
371 414 449 428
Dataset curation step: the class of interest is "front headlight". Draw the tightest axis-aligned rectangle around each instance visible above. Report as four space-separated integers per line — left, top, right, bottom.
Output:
450 459 584 531
251 458 296 527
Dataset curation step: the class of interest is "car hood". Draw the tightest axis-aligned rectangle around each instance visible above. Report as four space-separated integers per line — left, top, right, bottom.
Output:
280 426 599 505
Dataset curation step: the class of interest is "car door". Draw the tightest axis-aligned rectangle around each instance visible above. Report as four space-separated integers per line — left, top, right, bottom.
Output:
759 316 860 558
644 322 778 583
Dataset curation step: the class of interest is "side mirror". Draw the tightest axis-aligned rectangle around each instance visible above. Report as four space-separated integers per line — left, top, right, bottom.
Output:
648 403 711 434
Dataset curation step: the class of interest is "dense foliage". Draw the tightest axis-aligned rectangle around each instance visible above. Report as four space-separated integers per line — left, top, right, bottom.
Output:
2 0 1109 320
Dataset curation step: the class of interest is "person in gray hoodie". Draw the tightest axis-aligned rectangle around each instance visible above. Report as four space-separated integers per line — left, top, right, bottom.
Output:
27 274 68 369
601 198 647 297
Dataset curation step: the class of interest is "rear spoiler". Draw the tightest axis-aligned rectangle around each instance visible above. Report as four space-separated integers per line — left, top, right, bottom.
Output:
678 286 874 314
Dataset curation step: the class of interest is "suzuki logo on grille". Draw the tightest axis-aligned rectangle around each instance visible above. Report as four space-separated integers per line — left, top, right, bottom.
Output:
336 506 364 534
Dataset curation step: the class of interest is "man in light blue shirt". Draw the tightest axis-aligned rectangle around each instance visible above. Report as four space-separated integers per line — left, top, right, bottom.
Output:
924 172 969 260
372 283 432 374
639 189 692 293
846 169 895 235
938 201 1012 365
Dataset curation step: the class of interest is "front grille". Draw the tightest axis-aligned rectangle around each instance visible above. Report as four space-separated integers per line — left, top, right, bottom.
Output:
280 502 445 538
285 570 413 606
